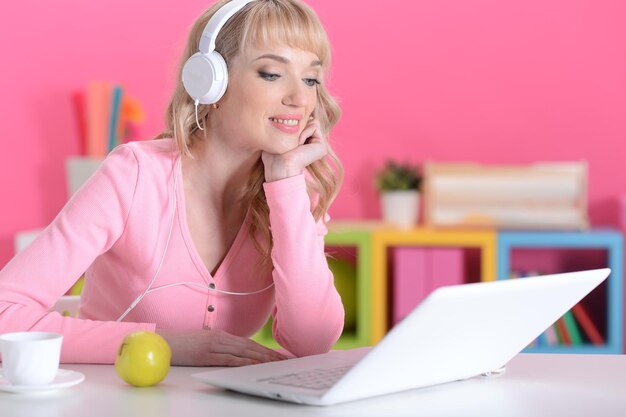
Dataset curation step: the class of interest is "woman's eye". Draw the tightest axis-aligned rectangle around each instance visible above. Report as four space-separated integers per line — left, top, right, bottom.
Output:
258 71 280 81
303 78 320 87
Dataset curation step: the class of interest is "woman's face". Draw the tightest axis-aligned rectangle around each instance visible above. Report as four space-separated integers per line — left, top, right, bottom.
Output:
212 44 321 155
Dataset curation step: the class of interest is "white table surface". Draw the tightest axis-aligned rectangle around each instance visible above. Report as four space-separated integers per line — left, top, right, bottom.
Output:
2 353 625 417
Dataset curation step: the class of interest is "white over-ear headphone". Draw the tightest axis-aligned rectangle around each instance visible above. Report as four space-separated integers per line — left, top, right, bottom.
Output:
182 0 255 105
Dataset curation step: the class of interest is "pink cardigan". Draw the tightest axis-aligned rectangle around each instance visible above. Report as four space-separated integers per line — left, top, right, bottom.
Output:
0 139 344 363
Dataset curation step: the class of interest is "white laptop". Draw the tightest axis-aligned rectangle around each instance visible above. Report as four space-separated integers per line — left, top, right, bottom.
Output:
192 268 610 406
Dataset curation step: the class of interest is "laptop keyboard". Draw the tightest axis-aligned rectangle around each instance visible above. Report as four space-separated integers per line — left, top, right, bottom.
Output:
257 366 350 391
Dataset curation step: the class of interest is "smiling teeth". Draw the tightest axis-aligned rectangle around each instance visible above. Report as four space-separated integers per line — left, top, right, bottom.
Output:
270 118 298 126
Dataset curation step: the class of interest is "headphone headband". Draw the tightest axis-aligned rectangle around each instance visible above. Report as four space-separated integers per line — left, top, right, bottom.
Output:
199 0 255 54
182 0 256 110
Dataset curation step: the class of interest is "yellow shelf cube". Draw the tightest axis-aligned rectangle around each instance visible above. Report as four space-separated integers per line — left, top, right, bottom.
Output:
370 227 498 343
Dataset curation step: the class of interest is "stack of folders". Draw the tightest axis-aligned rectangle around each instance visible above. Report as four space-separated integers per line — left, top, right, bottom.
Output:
393 247 465 325
423 162 589 230
512 271 605 348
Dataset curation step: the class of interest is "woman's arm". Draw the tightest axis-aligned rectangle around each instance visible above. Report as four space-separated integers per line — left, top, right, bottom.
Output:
260 119 344 357
264 174 344 356
0 145 155 363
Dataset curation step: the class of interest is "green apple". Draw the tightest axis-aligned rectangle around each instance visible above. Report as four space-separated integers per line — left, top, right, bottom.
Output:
115 331 172 387
69 276 85 296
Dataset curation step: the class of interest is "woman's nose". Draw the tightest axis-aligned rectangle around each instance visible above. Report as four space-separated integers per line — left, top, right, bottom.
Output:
282 80 308 108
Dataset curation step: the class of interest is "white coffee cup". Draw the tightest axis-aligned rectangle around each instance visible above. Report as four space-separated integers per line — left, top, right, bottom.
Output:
0 332 63 386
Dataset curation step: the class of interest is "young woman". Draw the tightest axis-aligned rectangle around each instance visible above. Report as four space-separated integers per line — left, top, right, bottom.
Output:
0 0 345 366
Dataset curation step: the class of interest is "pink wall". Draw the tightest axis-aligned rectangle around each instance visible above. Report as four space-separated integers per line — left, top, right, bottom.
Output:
1 0 625 266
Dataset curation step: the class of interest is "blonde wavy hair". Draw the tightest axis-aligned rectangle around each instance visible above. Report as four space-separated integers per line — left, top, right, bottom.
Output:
157 0 343 266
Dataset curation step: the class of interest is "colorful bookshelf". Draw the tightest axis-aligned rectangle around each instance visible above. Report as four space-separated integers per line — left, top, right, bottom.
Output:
253 225 623 354
253 222 375 350
371 227 498 343
497 230 624 354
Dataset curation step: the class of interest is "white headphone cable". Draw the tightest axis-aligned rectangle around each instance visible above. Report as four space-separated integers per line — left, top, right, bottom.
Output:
116 156 180 322
143 281 275 296
194 99 204 131
115 154 274 322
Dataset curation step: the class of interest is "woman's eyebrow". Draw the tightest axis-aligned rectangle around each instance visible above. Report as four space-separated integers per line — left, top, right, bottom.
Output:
253 53 321 67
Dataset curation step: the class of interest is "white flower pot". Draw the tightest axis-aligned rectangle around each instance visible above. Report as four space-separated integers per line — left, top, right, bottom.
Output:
381 190 420 229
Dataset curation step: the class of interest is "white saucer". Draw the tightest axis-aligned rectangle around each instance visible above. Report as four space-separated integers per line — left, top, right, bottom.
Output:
0 369 85 393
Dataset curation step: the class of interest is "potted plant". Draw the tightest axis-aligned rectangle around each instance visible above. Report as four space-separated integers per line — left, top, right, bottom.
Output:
375 161 422 229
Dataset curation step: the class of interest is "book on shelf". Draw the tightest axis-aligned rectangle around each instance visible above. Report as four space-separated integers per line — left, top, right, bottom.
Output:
530 328 547 348
86 80 110 158
555 318 571 345
108 85 124 152
571 303 605 345
562 310 583 345
393 248 429 325
544 324 558 345
428 248 464 288
423 162 588 230
534 306 602 347
78 81 138 158
514 269 600 348
71 91 87 155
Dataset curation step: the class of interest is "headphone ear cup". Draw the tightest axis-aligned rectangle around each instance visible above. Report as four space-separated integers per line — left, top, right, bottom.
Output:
182 51 229 104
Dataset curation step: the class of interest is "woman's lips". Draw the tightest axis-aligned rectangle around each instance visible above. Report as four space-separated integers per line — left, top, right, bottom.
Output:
269 115 301 134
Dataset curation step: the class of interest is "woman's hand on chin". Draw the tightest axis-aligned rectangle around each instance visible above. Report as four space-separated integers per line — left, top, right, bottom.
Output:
262 118 328 182
155 328 288 367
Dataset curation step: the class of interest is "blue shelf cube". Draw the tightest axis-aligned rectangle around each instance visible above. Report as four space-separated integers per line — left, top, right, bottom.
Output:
497 230 624 354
